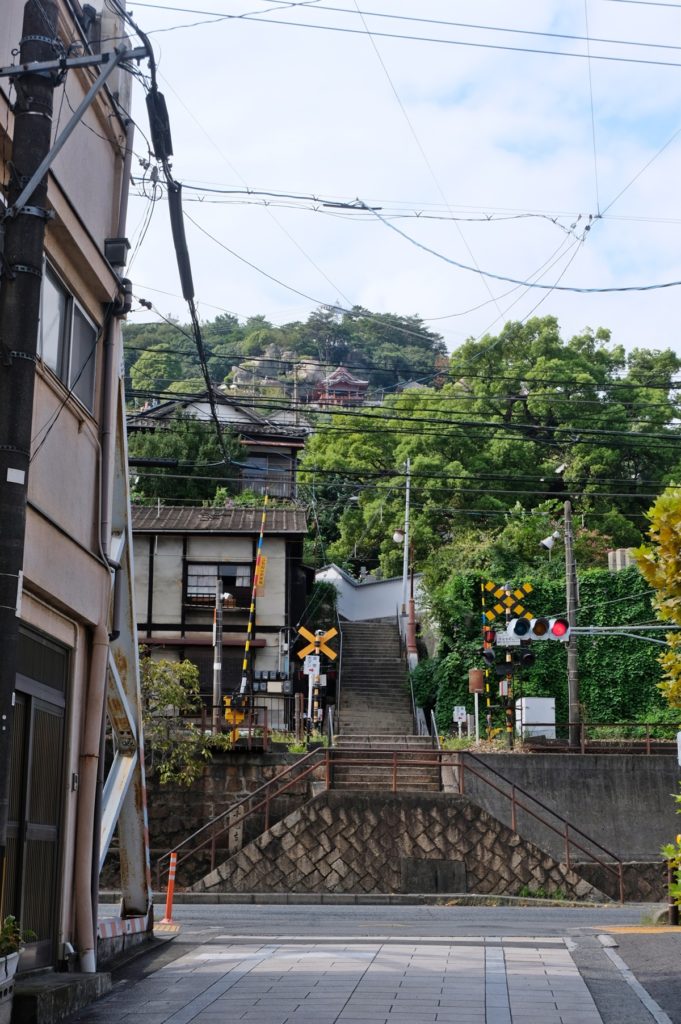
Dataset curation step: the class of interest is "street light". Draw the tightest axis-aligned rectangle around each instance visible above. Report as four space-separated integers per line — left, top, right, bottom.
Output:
539 530 561 551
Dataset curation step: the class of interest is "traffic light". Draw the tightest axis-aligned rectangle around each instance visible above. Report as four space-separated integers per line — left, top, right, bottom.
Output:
507 617 531 638
494 646 535 675
508 616 570 641
482 647 496 667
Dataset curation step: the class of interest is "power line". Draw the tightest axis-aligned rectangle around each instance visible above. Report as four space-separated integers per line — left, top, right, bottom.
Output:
123 330 681 393
131 1 681 68
363 203 681 293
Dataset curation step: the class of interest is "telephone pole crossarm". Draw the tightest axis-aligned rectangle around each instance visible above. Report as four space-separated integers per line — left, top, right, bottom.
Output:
0 45 148 81
2 47 149 224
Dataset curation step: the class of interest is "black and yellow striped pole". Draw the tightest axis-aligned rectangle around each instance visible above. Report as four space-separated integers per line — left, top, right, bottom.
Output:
481 582 492 739
238 495 269 697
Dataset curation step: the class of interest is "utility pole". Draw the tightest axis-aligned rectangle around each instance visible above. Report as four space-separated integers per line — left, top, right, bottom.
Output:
401 458 411 618
564 500 580 747
0 0 58 896
213 581 224 733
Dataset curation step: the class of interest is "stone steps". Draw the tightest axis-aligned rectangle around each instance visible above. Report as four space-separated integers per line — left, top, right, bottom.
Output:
339 619 413 737
336 735 434 748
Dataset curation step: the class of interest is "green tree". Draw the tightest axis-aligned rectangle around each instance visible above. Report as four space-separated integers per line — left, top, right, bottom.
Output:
300 317 681 575
129 345 184 400
635 486 681 706
128 416 244 503
141 656 220 785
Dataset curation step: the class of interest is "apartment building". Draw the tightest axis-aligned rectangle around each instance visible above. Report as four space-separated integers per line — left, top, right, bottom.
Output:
0 0 150 973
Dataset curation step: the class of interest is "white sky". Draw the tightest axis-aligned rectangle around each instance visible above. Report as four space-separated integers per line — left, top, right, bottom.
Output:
122 0 681 357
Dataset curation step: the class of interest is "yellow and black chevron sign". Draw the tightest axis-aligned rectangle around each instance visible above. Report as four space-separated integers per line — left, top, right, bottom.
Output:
483 580 533 622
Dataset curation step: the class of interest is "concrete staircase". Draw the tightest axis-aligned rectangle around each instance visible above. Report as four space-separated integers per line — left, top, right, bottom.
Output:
332 736 440 792
339 620 414 736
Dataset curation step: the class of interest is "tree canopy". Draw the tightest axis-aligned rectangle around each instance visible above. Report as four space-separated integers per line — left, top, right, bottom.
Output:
299 316 681 577
124 305 448 406
128 416 244 503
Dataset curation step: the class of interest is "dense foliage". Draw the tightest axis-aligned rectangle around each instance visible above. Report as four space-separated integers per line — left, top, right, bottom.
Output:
300 316 681 574
128 416 245 503
635 486 681 706
124 305 448 403
413 566 670 731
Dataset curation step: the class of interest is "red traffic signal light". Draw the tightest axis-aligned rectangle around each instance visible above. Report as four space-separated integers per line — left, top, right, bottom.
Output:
549 617 569 639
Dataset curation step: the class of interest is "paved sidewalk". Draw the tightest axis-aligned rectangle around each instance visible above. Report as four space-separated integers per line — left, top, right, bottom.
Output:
64 935 603 1024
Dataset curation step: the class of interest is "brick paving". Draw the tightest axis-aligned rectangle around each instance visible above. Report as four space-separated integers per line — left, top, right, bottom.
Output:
65 936 603 1024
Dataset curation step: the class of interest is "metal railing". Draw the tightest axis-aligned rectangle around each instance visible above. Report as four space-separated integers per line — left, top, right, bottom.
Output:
154 746 328 890
516 720 679 754
325 705 335 747
154 746 626 900
430 709 441 750
334 609 343 734
456 749 625 900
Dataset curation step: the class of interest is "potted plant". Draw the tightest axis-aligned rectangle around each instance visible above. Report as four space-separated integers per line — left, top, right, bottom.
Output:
0 916 32 1024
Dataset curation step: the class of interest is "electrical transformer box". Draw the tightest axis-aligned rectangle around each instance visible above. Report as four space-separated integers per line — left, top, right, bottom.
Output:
515 697 556 739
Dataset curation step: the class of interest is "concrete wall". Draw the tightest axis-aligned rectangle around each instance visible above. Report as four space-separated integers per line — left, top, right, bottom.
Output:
316 565 424 622
465 754 681 862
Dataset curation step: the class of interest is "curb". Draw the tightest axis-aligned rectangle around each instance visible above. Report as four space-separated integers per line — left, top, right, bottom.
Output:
99 890 615 909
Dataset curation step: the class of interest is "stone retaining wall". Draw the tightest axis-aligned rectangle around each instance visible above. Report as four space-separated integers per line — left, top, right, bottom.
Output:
574 860 667 902
103 750 306 888
192 791 604 901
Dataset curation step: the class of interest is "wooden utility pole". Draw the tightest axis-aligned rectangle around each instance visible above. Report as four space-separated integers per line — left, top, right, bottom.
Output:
0 0 58 895
564 500 580 747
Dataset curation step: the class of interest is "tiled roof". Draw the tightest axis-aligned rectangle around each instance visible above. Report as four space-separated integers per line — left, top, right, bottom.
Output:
132 505 308 535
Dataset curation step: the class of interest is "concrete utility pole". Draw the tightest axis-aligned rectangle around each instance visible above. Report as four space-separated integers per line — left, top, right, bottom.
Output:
0 0 58 890
401 458 411 618
564 500 580 747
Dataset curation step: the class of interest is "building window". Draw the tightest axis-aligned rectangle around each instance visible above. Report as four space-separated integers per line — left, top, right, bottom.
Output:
39 264 98 411
242 455 292 497
186 563 252 607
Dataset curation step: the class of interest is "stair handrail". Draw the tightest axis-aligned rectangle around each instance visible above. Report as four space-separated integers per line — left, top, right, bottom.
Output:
154 747 625 899
457 749 624 899
334 609 343 733
326 745 624 899
154 746 326 887
430 709 441 750
325 705 335 747
461 749 621 863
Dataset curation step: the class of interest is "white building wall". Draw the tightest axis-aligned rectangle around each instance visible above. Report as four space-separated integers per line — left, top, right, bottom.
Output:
316 565 424 622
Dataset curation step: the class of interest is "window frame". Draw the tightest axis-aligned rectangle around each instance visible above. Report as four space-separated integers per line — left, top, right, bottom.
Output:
39 263 99 413
185 561 253 609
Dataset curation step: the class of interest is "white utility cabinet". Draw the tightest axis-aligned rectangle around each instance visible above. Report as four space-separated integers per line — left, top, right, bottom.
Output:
515 697 556 739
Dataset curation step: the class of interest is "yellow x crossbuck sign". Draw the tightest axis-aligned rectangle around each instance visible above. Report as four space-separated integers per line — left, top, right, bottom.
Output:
483 580 533 622
297 626 338 660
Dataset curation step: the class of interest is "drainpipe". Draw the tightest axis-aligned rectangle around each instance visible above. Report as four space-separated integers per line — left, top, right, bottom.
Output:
82 115 134 968
75 621 109 973
100 116 135 557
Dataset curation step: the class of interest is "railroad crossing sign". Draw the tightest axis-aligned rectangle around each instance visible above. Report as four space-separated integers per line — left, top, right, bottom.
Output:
483 580 533 622
297 626 338 660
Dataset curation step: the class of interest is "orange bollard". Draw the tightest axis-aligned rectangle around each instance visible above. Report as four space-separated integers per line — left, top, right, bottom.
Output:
161 852 177 924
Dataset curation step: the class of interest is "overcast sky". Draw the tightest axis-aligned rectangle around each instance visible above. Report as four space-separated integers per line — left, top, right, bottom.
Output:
122 0 681 357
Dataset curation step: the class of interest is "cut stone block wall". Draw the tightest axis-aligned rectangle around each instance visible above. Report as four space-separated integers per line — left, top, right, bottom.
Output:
574 860 667 902
103 750 308 888
191 791 604 901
